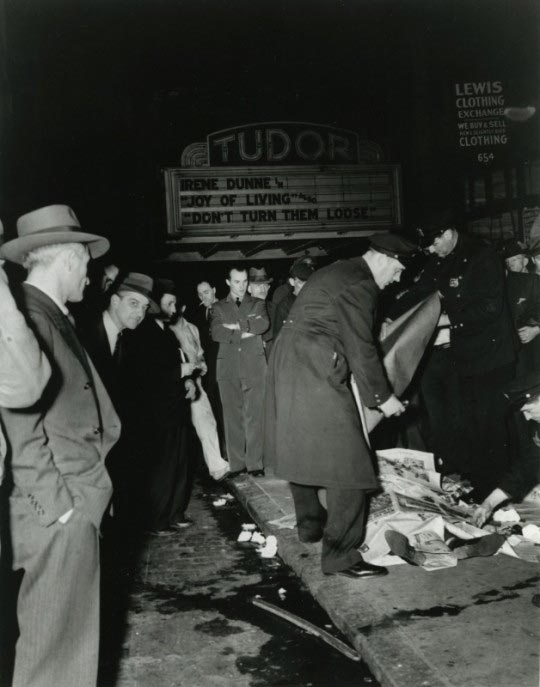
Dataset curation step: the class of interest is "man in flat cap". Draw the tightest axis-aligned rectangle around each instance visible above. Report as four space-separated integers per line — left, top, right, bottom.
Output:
389 210 516 501
265 234 414 579
211 266 270 477
272 258 315 340
0 205 120 687
473 374 540 526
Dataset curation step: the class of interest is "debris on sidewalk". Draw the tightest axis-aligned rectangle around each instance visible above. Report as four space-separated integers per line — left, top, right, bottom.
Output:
252 597 360 661
242 523 257 531
251 531 266 545
278 587 287 600
522 523 540 544
212 493 235 508
259 535 278 558
493 507 520 523
237 530 253 542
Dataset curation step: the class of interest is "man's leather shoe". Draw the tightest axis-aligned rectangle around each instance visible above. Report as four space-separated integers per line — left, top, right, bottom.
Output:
329 560 388 579
227 468 247 479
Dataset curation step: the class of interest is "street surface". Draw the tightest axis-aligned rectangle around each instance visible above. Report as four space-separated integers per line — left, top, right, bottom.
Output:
99 476 378 687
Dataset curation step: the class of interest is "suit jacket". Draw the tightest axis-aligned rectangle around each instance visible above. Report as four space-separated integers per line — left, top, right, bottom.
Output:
210 294 269 381
1 284 120 529
265 257 389 489
0 283 51 483
389 234 516 376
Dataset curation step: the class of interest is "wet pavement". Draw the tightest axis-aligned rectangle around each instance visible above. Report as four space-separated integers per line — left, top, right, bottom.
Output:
98 477 379 686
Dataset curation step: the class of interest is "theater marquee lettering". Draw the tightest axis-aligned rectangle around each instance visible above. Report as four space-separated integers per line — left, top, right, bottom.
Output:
164 166 402 238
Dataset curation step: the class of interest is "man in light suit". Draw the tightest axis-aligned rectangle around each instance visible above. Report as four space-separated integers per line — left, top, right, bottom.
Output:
211 266 270 476
0 205 120 687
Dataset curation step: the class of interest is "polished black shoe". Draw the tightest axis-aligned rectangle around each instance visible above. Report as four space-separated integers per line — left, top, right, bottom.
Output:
248 469 265 477
329 560 389 579
227 468 247 479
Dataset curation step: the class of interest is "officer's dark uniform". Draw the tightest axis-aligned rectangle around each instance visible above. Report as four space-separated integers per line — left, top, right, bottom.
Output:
506 271 540 375
391 231 516 499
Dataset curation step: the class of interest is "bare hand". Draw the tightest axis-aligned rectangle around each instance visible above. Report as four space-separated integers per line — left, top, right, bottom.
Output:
518 325 540 344
181 362 197 377
185 381 197 400
378 394 406 418
472 504 491 528
241 331 255 339
223 323 240 331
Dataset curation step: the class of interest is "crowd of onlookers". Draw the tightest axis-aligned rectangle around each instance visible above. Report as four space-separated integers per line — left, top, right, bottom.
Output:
0 202 538 684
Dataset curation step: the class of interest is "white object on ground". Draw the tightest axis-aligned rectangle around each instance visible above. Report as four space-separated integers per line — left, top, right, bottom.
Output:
522 523 540 544
223 494 234 501
493 508 520 523
251 531 266 545
237 530 252 542
259 535 278 558
242 523 257 531
212 498 227 507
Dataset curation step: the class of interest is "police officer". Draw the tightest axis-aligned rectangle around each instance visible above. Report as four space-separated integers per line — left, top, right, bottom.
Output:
389 210 516 500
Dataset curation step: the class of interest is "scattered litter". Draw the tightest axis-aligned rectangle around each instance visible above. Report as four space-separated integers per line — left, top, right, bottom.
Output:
493 508 520 523
522 523 540 544
242 523 257 531
259 535 278 558
251 531 266 545
212 498 227 507
252 597 360 661
223 494 234 501
237 530 252 542
278 587 287 599
325 624 332 629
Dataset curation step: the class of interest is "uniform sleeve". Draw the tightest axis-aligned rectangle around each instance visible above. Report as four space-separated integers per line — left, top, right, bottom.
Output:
333 278 392 408
0 284 51 408
445 249 506 335
210 303 241 344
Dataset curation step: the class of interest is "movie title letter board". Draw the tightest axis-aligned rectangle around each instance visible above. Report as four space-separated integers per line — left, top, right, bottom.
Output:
164 165 402 239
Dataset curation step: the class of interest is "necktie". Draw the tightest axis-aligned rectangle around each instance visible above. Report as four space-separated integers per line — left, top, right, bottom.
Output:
235 298 241 308
113 331 123 363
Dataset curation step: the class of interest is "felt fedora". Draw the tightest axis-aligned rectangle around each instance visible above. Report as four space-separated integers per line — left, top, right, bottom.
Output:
248 266 273 284
499 238 527 261
115 272 159 314
0 204 109 265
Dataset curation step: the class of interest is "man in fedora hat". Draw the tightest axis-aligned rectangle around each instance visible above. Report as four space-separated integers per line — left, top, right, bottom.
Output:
0 204 120 687
500 238 529 274
389 209 516 501
79 272 158 527
248 265 274 354
211 266 270 477
265 234 414 579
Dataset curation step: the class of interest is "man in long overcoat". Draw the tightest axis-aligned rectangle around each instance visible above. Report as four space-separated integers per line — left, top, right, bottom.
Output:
265 235 415 578
0 205 120 687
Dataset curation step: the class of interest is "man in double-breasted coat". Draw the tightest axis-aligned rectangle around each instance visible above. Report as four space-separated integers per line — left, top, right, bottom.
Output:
0 205 120 687
265 235 415 578
389 210 517 500
211 267 270 475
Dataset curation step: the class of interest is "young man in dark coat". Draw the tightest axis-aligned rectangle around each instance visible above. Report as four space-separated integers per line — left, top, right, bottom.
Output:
128 279 197 535
78 272 158 525
265 235 415 579
390 210 516 500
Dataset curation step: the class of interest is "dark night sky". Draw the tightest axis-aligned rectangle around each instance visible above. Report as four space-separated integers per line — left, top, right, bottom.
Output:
1 0 539 271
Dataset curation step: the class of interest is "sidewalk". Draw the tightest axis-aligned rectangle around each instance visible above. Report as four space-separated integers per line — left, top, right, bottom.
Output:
228 473 539 687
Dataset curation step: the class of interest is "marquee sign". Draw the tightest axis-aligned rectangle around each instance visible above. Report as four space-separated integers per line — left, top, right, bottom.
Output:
164 123 402 242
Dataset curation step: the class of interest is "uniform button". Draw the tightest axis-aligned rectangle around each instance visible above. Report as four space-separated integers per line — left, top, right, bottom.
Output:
84 382 92 390
93 428 100 435
238 348 242 352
